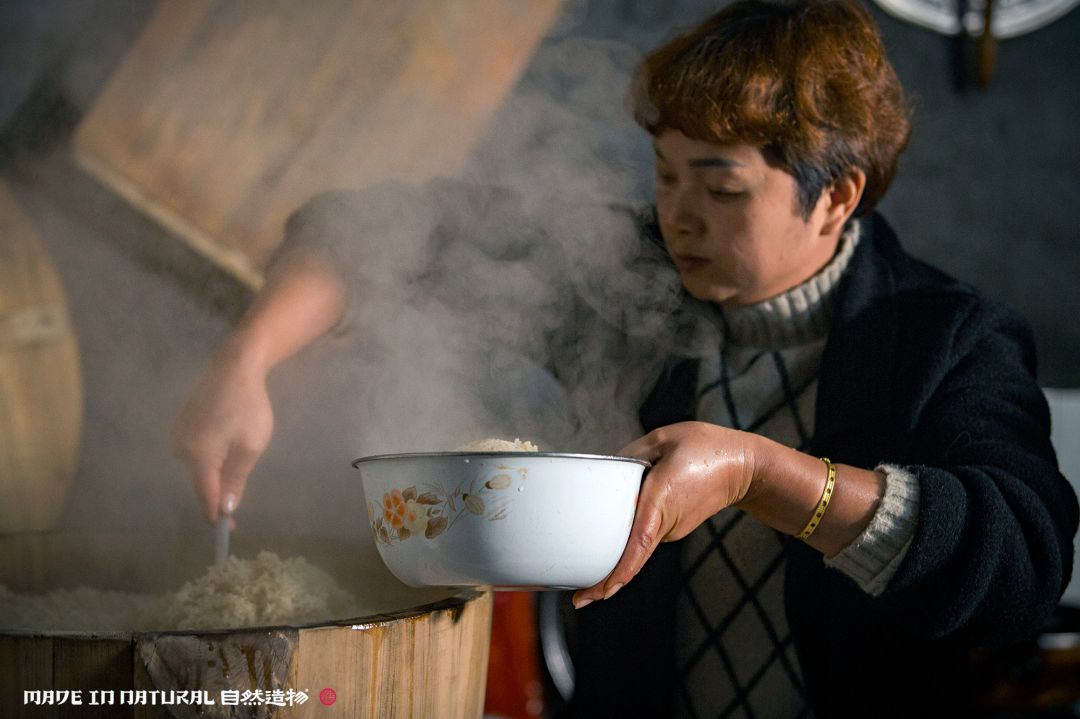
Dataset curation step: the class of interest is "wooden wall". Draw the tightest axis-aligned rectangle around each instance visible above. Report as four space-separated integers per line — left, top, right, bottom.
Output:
72 0 563 288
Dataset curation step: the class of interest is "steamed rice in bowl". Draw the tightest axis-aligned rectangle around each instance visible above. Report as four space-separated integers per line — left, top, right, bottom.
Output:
455 437 539 452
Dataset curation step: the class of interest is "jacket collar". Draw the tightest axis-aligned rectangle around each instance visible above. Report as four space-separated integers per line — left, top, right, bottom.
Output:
810 213 900 456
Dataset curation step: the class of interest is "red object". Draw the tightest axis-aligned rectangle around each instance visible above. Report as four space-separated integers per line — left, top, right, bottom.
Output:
484 592 544 718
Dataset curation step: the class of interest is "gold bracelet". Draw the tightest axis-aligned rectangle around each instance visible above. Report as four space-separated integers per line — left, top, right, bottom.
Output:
796 457 836 540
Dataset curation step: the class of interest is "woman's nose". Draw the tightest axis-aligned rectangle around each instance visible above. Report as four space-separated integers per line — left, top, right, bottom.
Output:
669 189 704 235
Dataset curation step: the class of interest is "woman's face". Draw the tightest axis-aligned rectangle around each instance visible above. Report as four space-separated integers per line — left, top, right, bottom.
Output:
654 129 842 306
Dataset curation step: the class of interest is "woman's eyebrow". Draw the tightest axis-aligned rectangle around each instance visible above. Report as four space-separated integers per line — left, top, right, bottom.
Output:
653 145 743 168
688 157 742 168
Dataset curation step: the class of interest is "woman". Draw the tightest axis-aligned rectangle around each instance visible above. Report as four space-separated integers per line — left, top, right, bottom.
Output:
561 1 1077 716
174 1 1077 715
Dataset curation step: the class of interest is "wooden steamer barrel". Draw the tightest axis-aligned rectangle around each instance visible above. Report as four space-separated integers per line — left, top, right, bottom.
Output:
0 181 83 532
0 532 492 718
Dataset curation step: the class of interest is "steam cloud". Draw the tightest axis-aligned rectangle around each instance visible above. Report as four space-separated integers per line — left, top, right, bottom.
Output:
279 37 714 464
1 9 719 551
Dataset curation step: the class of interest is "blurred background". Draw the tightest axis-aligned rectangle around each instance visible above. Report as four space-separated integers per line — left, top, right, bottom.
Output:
1 0 1078 716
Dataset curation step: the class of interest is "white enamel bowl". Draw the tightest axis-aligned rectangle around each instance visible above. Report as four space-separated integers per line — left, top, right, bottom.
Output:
352 452 648 589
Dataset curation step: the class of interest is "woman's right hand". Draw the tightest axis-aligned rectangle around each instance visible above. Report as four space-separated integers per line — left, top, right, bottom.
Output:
170 254 347 523
171 342 274 523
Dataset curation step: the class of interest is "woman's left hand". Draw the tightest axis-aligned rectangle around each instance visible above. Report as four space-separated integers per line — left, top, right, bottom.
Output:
572 421 759 609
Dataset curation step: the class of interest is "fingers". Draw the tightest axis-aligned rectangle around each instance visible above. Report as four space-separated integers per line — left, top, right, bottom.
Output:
172 417 218 522
178 440 257 523
218 442 259 517
573 473 672 609
574 422 735 609
191 459 223 523
618 429 664 463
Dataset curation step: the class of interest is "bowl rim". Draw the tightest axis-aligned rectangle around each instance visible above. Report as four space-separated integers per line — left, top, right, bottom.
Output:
351 451 650 469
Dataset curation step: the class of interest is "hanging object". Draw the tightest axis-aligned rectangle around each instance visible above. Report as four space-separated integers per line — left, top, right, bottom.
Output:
874 0 1078 86
873 0 1078 38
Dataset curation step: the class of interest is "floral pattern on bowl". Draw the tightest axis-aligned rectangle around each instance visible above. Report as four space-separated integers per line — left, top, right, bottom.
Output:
368 470 519 544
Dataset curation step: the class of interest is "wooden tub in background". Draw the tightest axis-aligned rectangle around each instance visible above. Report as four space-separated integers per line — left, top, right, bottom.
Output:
0 531 492 718
0 181 83 534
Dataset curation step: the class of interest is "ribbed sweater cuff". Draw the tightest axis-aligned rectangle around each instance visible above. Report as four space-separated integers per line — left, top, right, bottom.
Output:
823 463 920 596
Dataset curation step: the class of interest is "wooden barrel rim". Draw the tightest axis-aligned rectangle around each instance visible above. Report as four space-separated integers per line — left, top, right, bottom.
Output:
0 587 488 640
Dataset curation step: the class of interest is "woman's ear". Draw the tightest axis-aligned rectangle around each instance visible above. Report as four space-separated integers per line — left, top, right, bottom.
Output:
821 169 867 236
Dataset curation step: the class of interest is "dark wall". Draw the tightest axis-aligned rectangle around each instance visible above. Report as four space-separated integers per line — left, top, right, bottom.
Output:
872 3 1080 388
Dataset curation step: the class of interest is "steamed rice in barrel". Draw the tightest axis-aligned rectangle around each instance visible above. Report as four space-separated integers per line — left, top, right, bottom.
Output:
0 583 165 632
160 551 357 630
1 552 359 632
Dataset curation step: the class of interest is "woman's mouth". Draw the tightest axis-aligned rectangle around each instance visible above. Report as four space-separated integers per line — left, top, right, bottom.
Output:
672 254 709 273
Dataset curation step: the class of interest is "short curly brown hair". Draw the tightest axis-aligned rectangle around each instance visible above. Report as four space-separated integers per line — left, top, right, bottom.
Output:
632 0 912 217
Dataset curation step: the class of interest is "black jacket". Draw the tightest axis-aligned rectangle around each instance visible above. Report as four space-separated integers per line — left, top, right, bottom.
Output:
565 213 1079 717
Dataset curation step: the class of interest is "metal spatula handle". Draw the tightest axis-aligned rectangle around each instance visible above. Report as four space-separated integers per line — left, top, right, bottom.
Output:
214 515 231 564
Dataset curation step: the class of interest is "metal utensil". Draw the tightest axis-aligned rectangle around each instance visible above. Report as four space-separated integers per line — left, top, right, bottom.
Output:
214 514 230 564
213 494 236 564
211 490 235 561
